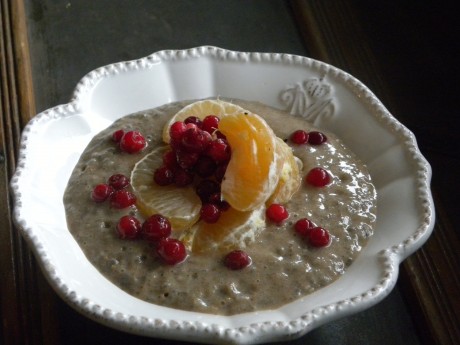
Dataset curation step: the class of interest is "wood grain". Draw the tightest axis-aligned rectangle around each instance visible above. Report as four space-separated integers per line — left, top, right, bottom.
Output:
290 1 460 344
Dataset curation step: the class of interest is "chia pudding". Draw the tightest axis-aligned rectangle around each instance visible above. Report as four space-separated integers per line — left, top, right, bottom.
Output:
64 99 377 315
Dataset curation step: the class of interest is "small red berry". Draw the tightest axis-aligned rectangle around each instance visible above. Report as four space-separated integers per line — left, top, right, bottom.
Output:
112 129 124 143
194 156 217 177
176 150 200 170
173 168 194 187
306 167 331 187
266 204 289 223
154 166 175 186
224 250 252 270
184 116 203 128
119 130 146 153
110 189 137 209
308 227 330 247
308 131 327 145
195 179 220 203
206 138 231 162
200 203 221 223
162 150 178 169
169 121 187 141
202 115 220 134
294 218 315 237
156 238 187 265
290 130 309 144
142 214 172 242
181 127 212 153
91 183 114 202
108 174 130 190
117 215 142 239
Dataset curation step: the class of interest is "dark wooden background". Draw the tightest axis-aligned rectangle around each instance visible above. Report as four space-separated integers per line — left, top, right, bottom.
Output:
1 0 458 344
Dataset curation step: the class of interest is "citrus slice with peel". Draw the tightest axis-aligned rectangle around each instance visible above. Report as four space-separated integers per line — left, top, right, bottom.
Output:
162 99 246 143
131 147 201 230
180 206 266 254
267 138 303 205
218 111 281 211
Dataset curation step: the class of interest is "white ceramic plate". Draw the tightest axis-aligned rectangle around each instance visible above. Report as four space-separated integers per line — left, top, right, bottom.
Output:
11 46 434 344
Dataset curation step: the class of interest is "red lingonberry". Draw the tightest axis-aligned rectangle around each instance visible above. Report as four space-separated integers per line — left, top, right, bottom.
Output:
181 127 212 153
154 166 175 186
173 168 194 187
91 183 114 202
202 115 220 134
215 130 227 140
117 215 142 239
290 130 309 144
308 131 327 145
162 150 178 169
308 227 330 247
195 179 220 203
294 218 315 237
112 129 124 143
200 203 221 223
214 163 228 182
266 204 289 223
306 167 331 187
184 116 203 128
142 214 172 242
194 156 217 177
110 189 137 209
156 238 187 265
119 130 146 153
206 138 231 162
224 250 252 270
176 150 200 170
108 173 130 190
169 121 187 141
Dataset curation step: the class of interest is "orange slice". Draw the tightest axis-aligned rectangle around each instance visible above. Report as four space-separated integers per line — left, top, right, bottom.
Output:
218 111 280 211
130 147 201 230
267 138 303 205
162 99 246 143
181 206 266 254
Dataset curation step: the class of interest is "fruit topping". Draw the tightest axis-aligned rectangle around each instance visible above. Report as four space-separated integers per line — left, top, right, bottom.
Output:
117 215 142 239
206 138 231 162
153 166 175 186
91 183 114 202
156 238 187 265
112 129 124 143
131 147 201 231
308 131 327 145
266 203 289 224
290 129 309 144
306 167 331 187
119 130 147 153
218 111 280 211
184 116 203 128
180 126 212 153
308 227 331 247
110 189 137 209
200 203 221 223
224 250 252 270
142 214 172 242
202 115 220 134
162 99 246 143
108 173 130 190
294 218 315 237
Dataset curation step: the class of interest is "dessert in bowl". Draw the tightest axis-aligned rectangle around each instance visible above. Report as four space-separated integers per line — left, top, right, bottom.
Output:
10 47 434 344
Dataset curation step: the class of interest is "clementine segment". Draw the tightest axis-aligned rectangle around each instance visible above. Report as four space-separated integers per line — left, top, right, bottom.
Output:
218 112 280 211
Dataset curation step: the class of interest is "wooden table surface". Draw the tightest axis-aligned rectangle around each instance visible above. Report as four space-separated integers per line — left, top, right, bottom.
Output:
1 1 459 344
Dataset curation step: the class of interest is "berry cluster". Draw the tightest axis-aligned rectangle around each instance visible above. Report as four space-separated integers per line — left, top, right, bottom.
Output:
91 173 187 265
294 218 331 247
290 130 327 145
91 173 137 209
112 129 147 153
154 115 232 224
117 214 187 265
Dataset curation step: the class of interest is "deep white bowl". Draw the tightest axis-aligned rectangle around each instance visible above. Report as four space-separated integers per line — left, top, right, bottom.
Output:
10 46 434 344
